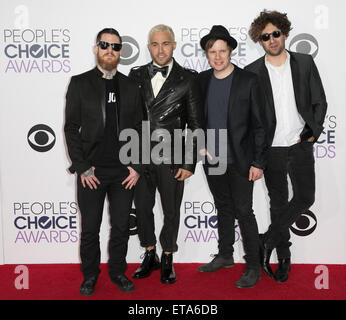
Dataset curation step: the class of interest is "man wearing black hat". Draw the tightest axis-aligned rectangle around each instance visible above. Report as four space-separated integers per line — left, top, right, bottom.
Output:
197 25 267 288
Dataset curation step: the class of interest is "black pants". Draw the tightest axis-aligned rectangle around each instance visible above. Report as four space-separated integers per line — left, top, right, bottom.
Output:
204 164 260 268
77 166 133 279
264 142 315 256
134 164 184 252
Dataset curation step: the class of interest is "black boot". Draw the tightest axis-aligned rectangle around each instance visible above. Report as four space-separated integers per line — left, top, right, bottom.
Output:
79 275 98 296
160 252 177 284
259 234 274 278
198 254 234 273
235 267 261 288
274 258 291 283
132 249 160 279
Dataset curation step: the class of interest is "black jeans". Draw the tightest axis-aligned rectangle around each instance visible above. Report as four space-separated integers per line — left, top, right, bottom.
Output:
134 164 184 252
77 166 133 279
203 164 260 268
264 142 315 256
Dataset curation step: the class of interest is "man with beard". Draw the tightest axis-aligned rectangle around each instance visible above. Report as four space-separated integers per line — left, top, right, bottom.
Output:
64 28 143 295
245 10 327 283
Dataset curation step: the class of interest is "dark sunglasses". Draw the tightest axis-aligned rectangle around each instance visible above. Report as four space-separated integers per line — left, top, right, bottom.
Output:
260 30 282 42
97 41 122 51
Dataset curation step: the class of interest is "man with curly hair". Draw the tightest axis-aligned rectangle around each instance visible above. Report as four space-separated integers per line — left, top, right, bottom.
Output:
245 10 327 283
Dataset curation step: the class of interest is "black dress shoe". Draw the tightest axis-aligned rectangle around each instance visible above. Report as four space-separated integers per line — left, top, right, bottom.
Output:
79 276 98 296
274 258 291 283
111 274 134 293
259 234 274 278
160 253 177 284
235 268 261 288
132 249 160 279
198 254 234 273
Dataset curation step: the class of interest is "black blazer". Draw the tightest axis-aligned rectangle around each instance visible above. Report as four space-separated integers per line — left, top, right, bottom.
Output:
64 67 143 175
245 51 327 144
198 65 267 177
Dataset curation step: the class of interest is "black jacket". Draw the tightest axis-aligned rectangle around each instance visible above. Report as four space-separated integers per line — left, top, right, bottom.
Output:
198 65 267 177
244 51 327 144
64 67 143 175
129 59 204 173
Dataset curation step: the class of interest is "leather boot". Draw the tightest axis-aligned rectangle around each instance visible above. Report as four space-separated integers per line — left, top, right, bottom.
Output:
160 252 177 284
274 258 291 283
132 249 160 279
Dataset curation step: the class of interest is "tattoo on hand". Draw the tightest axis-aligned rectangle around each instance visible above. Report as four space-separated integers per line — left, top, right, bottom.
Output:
83 168 93 178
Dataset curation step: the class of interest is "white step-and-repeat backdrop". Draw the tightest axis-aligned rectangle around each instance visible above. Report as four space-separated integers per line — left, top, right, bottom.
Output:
1 0 345 265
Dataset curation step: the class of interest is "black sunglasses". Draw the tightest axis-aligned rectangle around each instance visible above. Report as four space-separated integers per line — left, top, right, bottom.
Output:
260 30 282 42
97 41 122 51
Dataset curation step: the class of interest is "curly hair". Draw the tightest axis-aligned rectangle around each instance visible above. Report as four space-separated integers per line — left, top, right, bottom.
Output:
249 10 292 43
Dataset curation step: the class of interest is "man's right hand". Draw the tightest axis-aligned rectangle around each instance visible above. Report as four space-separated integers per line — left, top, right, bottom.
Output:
81 166 100 189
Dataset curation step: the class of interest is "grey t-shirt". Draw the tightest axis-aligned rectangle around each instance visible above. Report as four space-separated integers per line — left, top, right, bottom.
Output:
206 72 233 163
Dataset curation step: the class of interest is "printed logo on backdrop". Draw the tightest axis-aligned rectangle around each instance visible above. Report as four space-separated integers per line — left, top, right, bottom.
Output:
179 26 249 72
120 36 140 65
314 115 336 159
13 202 78 244
129 208 138 236
290 210 317 236
183 201 242 243
289 33 319 58
3 28 71 73
27 124 56 152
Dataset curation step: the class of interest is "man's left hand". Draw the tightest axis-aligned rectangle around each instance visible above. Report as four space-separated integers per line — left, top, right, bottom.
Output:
248 166 263 181
122 167 140 190
174 168 193 181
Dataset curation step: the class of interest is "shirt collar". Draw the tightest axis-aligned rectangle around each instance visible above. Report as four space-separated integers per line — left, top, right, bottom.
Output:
95 66 117 79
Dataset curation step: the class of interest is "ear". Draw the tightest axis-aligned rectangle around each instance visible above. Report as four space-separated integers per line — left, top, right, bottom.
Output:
172 41 177 51
93 45 98 55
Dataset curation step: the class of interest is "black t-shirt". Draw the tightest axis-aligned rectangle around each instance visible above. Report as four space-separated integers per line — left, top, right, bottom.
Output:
206 72 233 164
92 77 122 168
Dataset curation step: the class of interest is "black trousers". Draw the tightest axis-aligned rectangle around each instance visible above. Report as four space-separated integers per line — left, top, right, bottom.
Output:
264 142 315 256
204 164 260 268
134 164 184 252
77 166 133 279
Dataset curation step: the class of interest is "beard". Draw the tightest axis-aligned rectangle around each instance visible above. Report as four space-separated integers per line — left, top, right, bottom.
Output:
264 42 285 57
97 52 119 71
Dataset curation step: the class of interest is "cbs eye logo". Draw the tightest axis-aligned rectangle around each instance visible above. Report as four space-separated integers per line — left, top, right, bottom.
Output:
120 36 140 65
289 33 319 58
27 124 56 152
129 208 138 236
290 210 317 236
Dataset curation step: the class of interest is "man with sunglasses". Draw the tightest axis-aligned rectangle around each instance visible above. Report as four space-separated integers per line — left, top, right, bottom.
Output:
245 10 327 283
129 24 203 284
64 28 143 295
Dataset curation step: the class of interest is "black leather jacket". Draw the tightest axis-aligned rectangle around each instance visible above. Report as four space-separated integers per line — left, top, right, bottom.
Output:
129 59 204 173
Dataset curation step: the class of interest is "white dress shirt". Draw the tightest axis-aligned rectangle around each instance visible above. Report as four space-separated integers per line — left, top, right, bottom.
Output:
265 52 305 147
151 60 173 98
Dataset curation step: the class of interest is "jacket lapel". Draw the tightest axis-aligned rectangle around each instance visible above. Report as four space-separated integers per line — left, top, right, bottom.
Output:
289 51 301 111
227 65 240 114
91 68 106 126
153 60 181 105
259 58 276 118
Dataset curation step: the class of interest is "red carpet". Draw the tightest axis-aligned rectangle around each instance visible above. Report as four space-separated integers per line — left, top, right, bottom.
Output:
0 263 345 300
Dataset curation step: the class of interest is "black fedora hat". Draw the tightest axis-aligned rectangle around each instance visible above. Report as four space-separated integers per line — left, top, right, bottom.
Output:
200 25 238 50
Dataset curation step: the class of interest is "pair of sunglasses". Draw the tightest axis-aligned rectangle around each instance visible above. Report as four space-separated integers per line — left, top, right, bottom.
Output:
260 30 282 42
97 41 122 51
